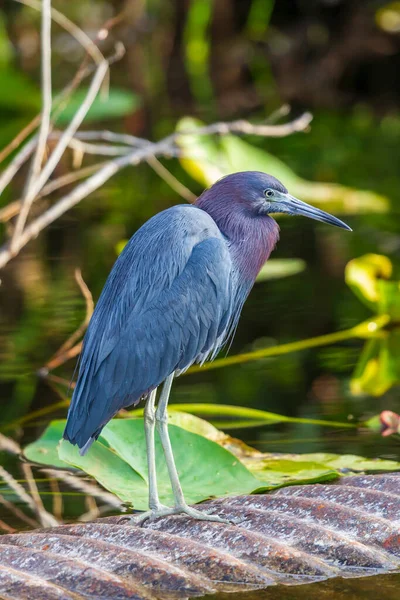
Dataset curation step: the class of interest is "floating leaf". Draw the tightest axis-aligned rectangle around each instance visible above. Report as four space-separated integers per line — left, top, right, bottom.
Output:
24 412 400 509
176 117 389 214
158 412 400 479
256 258 306 282
56 88 140 124
24 420 67 469
27 419 260 509
243 457 337 486
277 452 400 473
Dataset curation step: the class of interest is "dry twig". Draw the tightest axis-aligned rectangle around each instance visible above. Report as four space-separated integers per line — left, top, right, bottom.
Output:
42 469 122 508
0 110 312 270
11 0 53 252
21 463 59 527
44 268 93 372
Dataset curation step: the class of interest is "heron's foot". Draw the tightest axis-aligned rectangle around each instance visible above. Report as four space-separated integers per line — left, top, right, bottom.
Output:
120 503 237 526
120 503 172 526
176 504 237 525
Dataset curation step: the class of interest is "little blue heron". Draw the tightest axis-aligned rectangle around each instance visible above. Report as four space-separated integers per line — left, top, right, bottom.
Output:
64 171 351 523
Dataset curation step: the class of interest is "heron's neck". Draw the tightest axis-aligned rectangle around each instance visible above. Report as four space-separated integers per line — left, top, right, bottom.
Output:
226 214 280 281
196 197 279 280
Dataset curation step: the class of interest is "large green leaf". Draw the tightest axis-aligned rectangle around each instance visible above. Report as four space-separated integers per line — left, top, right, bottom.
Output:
23 412 400 511
25 418 260 509
56 88 140 124
23 420 67 469
176 117 389 214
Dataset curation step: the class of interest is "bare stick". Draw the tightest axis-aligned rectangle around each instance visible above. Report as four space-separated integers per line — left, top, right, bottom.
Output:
0 111 312 269
44 268 93 372
21 463 59 527
0 138 37 197
146 155 196 203
15 0 105 67
10 0 53 252
49 477 63 521
0 117 41 165
0 433 21 455
42 469 122 508
7 60 109 261
0 465 36 512
0 494 39 528
67 138 132 157
0 518 16 533
0 162 109 223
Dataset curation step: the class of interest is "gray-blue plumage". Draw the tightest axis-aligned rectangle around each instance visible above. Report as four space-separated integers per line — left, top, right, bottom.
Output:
64 205 240 450
64 171 350 453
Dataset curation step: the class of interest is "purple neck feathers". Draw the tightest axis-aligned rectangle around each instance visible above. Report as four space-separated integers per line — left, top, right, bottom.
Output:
196 187 280 282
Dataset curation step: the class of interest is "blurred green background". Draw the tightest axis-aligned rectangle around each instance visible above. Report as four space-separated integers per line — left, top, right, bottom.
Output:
1 0 400 527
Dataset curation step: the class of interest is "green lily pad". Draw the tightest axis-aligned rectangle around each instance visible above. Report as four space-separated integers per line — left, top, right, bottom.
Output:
24 420 68 469
23 411 400 510
242 457 337 487
25 418 260 509
56 88 140 124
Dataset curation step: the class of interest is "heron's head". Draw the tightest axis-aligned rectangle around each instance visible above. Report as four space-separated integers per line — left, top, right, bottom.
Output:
198 171 351 231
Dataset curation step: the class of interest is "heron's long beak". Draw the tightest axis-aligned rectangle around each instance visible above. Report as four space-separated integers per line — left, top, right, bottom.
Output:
282 194 352 231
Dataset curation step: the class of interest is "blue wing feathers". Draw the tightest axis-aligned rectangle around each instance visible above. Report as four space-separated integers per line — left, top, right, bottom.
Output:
64 205 235 450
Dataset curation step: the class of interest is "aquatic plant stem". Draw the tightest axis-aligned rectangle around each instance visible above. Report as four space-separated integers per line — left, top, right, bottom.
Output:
187 315 390 374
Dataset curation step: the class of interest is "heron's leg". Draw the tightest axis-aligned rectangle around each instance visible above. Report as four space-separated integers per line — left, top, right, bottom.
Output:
143 388 164 511
121 373 234 525
122 388 170 526
155 373 232 524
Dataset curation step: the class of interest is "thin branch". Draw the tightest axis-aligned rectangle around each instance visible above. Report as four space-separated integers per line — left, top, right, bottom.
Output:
146 155 196 203
0 117 41 165
0 433 21 455
67 138 132 157
0 138 37 197
49 477 63 521
44 268 93 372
0 465 36 513
11 0 53 252
15 0 105 67
75 130 149 147
6 60 109 261
0 112 312 270
179 112 313 138
42 469 122 508
0 492 40 528
0 519 17 533
21 463 59 527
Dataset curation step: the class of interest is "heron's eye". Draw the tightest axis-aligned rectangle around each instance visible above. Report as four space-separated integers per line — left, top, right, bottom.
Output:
264 189 275 198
